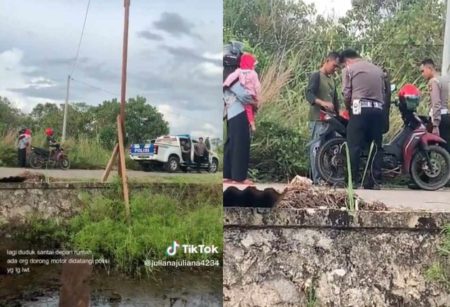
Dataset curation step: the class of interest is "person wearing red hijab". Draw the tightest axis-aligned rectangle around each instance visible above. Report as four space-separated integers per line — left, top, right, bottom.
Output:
224 52 261 132
223 52 261 185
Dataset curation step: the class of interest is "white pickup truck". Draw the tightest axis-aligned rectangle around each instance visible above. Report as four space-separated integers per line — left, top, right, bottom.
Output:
129 134 219 173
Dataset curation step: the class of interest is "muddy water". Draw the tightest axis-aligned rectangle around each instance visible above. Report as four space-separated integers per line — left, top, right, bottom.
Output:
0 238 222 307
1 265 222 306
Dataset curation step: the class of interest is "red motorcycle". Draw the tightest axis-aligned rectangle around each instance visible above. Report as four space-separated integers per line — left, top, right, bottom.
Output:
316 84 450 190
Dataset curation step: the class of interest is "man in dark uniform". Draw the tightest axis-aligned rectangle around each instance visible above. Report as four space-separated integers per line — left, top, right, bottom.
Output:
340 49 386 189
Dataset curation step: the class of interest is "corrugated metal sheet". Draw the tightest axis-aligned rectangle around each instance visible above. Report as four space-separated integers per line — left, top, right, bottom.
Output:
223 185 286 208
0 176 26 183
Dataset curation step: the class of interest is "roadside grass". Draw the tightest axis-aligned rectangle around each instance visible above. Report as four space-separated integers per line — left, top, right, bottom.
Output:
426 224 450 288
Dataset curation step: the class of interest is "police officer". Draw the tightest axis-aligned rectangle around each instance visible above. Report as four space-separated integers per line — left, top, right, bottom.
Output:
419 58 450 152
340 49 386 189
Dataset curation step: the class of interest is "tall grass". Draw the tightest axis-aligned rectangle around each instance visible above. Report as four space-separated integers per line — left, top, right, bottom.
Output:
426 224 450 288
70 191 223 273
0 128 139 170
12 189 222 275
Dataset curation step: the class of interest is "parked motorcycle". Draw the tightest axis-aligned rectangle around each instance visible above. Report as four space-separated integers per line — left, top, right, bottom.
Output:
29 145 70 170
315 85 450 190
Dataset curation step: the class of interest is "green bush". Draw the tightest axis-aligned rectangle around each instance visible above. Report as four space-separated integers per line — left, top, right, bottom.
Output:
69 191 223 273
250 120 309 181
0 145 17 167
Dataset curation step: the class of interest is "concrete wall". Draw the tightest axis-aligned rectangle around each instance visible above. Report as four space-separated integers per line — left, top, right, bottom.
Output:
224 208 450 307
0 182 220 225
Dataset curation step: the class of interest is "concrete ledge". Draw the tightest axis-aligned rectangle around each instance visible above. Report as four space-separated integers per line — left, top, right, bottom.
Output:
0 181 220 190
224 208 450 230
224 207 450 306
0 182 221 224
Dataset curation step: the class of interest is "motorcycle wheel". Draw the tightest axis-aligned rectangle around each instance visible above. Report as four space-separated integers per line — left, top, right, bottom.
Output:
315 137 347 185
410 145 450 191
29 152 44 169
59 157 71 170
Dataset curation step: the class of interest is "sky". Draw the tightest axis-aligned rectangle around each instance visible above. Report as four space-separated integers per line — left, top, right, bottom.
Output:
305 0 352 19
0 0 222 139
0 0 349 139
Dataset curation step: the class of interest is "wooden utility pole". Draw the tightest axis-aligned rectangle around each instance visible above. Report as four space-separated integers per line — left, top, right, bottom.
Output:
102 0 131 221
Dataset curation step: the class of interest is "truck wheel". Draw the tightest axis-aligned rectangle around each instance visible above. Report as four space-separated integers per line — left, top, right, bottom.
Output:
165 156 180 173
209 159 218 173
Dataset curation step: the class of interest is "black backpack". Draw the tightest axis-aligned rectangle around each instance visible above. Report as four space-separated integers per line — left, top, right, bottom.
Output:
223 41 244 81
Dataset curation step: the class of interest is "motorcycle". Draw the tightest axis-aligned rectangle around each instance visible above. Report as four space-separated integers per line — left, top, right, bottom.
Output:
29 145 70 170
315 94 450 190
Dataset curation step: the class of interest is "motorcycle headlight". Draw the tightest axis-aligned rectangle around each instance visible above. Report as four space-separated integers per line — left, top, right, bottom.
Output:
404 95 420 111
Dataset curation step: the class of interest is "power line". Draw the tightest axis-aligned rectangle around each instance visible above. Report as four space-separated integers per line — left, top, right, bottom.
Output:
70 77 118 96
70 0 92 76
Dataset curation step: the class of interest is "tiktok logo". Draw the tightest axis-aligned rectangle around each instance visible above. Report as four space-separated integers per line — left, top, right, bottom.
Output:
166 241 180 256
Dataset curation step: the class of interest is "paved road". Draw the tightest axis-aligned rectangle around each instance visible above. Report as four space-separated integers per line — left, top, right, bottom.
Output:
0 167 216 182
3 168 450 211
227 183 450 212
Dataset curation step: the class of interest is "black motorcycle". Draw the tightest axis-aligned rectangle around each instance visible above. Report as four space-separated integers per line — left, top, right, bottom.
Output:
29 145 70 170
315 101 450 190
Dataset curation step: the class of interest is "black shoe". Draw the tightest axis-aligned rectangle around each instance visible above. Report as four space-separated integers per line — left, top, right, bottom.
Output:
363 183 381 190
408 182 420 190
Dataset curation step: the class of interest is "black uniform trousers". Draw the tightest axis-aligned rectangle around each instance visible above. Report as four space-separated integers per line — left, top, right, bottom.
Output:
18 148 27 167
440 114 450 153
347 107 384 186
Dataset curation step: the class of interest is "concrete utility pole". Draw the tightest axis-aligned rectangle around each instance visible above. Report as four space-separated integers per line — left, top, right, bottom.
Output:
442 0 450 76
62 74 71 142
120 0 130 127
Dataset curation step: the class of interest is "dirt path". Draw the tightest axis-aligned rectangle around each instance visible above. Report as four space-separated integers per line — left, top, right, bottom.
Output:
225 182 450 212
0 167 220 183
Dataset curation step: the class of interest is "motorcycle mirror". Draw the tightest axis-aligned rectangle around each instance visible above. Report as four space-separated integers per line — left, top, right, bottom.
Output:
390 84 396 92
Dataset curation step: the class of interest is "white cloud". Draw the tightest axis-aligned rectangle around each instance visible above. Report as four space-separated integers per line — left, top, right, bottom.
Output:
0 48 55 111
191 123 220 139
202 51 222 61
304 0 352 19
198 62 222 77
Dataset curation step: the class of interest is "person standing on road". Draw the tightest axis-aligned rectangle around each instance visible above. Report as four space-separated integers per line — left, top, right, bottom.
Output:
419 58 450 152
194 137 209 173
223 53 259 185
340 49 385 189
305 52 340 184
181 139 191 163
17 128 31 167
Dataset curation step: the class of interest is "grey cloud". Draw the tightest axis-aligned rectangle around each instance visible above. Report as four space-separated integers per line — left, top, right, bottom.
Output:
8 82 95 101
44 56 89 66
154 12 201 39
8 85 68 100
30 78 55 86
137 30 164 41
163 45 221 66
